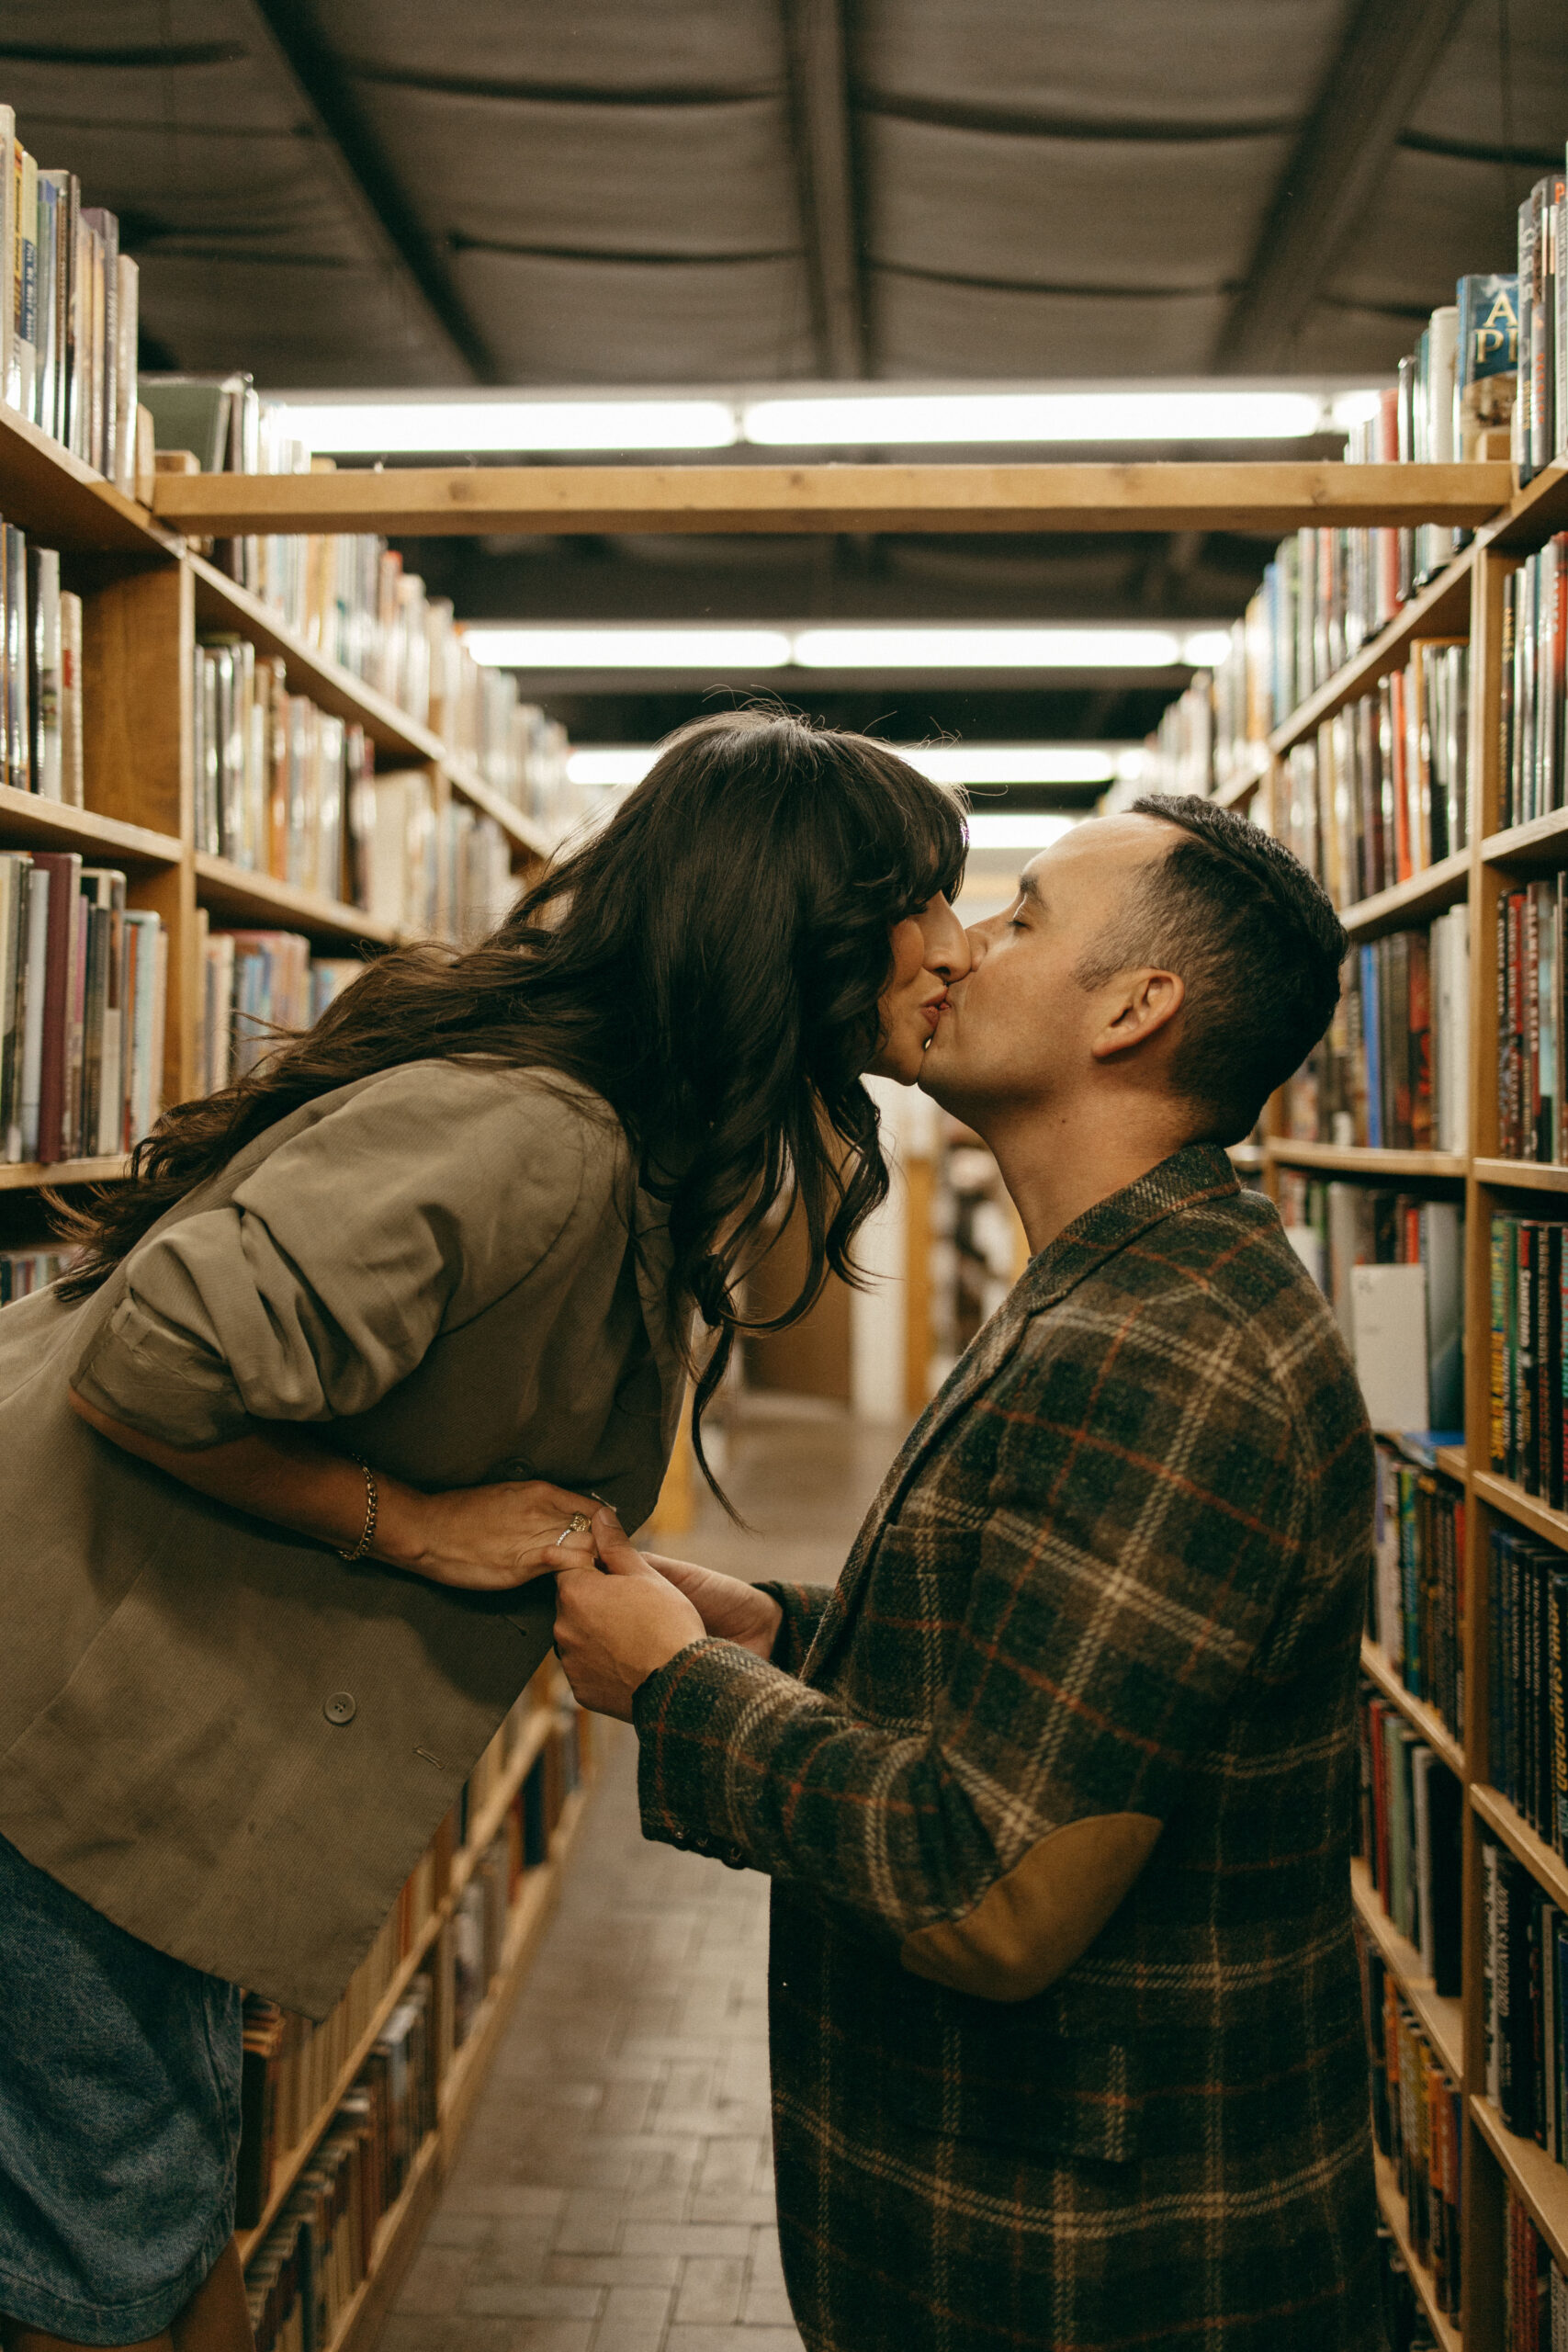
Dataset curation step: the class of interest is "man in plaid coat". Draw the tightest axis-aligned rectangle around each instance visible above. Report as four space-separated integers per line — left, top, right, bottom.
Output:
554 795 1381 2352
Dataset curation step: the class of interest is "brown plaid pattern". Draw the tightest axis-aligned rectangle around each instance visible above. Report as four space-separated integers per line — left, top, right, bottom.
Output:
634 1145 1381 2350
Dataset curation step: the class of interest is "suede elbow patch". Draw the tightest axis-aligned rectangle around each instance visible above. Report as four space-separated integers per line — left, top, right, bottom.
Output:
899 1812 1162 2004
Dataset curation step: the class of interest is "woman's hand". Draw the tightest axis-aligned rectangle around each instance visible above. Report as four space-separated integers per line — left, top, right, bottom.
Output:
552 1509 708 1720
406 1479 603 1591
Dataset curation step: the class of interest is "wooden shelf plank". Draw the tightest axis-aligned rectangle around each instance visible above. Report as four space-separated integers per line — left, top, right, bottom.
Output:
1480 457 1568 554
1471 2092 1568 2276
1473 1157 1568 1193
1339 850 1472 943
1359 1639 1465 1779
1372 2146 1462 2352
190 557 449 764
0 784 183 866
1436 1444 1467 1483
1268 554 1474 756
443 762 553 861
1472 1470 1568 1555
1471 1781 1568 1912
0 1154 129 1192
0 404 175 554
1352 1859 1463 2079
150 460 1519 540
1265 1139 1468 1179
194 853 402 946
1483 808 1568 871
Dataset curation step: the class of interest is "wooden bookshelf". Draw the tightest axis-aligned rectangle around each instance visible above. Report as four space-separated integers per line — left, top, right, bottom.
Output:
1471 2095 1568 2276
1352 1858 1463 2079
1472 1158 1568 1193
1436 1444 1467 1483
0 402 174 555
193 852 403 948
1265 1138 1467 1180
1339 849 1471 943
1269 548 1474 758
0 1153 130 1193
1472 1471 1568 1557
1482 807 1568 873
1359 1639 1465 1779
1471 1782 1568 1914
1373 2147 1463 2352
0 783 182 866
1214 746 1271 809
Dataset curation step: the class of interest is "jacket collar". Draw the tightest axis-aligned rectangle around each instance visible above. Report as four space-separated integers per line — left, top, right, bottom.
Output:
796 1140 1242 1681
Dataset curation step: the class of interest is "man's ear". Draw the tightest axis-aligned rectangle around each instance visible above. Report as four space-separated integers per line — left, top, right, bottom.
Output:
1089 968 1185 1063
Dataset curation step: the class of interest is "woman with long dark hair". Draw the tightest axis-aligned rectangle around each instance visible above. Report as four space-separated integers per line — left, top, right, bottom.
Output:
0 710 967 2352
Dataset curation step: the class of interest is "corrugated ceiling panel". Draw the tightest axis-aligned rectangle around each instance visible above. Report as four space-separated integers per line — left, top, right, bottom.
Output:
1324 147 1518 318
451 250 817 379
140 255 463 385
313 0 786 95
1405 0 1568 153
1276 299 1445 376
4 120 364 261
862 114 1289 291
354 86 801 257
867 272 1231 377
853 0 1342 127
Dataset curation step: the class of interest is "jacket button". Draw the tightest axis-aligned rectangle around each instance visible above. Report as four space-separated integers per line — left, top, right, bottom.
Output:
323 1692 356 1725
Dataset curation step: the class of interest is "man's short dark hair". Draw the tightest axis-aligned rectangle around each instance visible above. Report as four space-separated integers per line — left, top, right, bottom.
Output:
1075 794 1348 1146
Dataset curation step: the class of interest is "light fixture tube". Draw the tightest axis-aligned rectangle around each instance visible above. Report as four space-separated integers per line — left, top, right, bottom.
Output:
743 391 1324 445
272 400 739 453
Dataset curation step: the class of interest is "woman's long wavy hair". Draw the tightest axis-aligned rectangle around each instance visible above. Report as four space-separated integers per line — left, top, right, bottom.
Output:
52 710 966 1498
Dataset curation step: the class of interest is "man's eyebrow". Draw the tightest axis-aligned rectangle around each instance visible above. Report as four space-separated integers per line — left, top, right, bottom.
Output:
1018 872 1042 904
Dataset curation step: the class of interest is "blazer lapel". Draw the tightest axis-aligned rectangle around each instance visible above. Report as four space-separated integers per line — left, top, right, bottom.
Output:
799 1142 1240 1682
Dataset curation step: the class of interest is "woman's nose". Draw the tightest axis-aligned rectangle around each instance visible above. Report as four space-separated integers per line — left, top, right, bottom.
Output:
927 902 974 981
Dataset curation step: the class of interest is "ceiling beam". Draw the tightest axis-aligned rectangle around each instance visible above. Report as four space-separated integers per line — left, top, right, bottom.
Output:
1215 0 1471 371
783 0 866 378
150 459 1516 538
244 0 497 383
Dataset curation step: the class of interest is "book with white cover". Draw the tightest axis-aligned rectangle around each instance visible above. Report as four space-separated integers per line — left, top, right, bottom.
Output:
1350 1261 1428 1430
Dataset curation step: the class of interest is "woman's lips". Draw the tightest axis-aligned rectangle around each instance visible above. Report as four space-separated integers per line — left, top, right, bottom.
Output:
921 997 949 1033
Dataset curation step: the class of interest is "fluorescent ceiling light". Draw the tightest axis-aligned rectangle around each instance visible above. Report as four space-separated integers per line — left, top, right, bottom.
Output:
1330 389 1384 431
907 745 1117 785
567 749 660 787
792 627 1182 670
964 815 1080 850
462 627 792 669
273 399 739 453
1179 629 1236 669
569 743 1127 790
743 391 1323 445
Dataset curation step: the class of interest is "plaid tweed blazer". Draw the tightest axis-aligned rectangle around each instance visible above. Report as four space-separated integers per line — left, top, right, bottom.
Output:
634 1144 1381 2352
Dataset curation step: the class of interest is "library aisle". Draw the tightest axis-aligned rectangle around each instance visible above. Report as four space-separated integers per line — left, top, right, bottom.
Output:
377 1399 897 2352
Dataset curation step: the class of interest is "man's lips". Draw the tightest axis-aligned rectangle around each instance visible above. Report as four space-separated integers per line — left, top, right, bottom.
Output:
920 996 950 1033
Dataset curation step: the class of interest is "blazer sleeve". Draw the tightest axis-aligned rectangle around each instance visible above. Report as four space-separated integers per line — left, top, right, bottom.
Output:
634 1289 1320 2002
752 1580 835 1674
70 1064 614 1447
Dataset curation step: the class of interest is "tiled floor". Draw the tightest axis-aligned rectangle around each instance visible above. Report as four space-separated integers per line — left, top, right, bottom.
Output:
377 1396 902 2352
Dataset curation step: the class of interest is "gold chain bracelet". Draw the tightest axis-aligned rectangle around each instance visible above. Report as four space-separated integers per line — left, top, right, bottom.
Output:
338 1458 378 1561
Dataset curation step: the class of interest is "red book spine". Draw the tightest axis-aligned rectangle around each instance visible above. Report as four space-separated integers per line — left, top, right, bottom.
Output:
31 850 81 1165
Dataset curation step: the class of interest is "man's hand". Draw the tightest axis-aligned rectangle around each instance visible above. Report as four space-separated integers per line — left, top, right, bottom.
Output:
637 1555 783 1663
550 1508 706 1720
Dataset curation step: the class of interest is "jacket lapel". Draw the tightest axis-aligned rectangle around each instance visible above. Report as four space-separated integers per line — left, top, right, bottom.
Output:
799 1142 1240 1682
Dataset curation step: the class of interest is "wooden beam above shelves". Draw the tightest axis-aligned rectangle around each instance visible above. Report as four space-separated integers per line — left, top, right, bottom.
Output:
0 405 176 555
149 461 1518 540
0 784 183 867
1265 1139 1467 1179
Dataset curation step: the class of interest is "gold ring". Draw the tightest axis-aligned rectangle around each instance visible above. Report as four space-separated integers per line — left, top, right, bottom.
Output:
558 1512 592 1542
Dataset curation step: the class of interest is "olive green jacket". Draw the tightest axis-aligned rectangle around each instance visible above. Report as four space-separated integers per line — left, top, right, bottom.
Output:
0 1061 682 2018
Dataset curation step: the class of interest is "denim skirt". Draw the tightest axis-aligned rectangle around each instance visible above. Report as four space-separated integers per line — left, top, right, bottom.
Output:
0 1830 243 2344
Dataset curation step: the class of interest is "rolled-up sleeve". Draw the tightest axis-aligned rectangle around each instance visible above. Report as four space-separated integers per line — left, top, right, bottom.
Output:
71 1064 608 1446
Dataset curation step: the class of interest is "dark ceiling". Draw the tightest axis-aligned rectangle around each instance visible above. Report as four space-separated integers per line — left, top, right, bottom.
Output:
3 0 1564 761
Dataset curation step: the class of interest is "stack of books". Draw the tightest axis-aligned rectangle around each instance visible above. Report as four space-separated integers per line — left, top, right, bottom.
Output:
195 923 361 1099
0 519 84 802
1273 640 1471 906
243 1972 438 2352
1496 882 1567 1161
1278 1176 1463 1433
364 772 516 942
1505 2185 1566 2346
1488 1526 1568 1843
1482 1838 1568 2160
1369 1442 1465 1744
0 107 140 491
193 639 373 905
1358 1928 1462 2320
1357 1683 1462 1991
1280 916 1471 1154
1500 536 1568 831
1515 164 1567 486
1488 1216 1568 1500
0 854 165 1166
0 1244 70 1303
